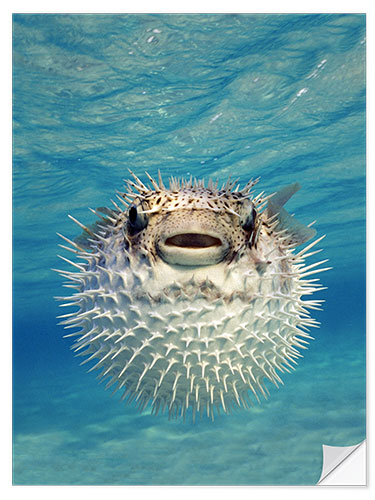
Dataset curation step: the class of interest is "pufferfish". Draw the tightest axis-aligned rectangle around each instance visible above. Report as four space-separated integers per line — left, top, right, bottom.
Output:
55 172 329 421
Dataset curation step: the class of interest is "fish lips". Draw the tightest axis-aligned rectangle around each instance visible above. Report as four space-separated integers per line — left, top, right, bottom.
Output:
156 231 230 266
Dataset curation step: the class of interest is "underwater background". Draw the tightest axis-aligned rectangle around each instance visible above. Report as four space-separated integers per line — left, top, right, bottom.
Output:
12 13 366 485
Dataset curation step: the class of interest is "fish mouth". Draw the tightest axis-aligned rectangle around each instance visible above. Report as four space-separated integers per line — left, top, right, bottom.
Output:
165 233 222 249
157 231 229 266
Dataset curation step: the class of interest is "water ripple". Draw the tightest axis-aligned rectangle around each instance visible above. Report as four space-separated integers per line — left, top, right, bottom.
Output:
13 13 365 289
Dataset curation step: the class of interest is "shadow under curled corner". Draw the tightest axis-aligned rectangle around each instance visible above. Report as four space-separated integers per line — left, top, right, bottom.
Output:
317 440 366 485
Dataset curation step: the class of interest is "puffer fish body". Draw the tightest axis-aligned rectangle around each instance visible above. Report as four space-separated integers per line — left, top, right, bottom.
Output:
56 173 329 420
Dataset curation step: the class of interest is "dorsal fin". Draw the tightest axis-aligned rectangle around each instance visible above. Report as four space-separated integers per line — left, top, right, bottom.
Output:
267 183 316 246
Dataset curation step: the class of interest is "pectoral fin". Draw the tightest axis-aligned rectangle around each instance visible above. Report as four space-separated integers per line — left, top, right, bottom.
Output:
73 207 119 250
267 183 316 246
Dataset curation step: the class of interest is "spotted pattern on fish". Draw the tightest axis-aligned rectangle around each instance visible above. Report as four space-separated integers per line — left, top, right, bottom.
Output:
55 172 329 421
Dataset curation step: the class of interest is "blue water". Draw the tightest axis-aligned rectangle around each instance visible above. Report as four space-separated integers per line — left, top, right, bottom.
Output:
12 13 366 485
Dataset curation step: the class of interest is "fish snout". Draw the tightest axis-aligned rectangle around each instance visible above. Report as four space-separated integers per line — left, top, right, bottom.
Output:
156 231 230 266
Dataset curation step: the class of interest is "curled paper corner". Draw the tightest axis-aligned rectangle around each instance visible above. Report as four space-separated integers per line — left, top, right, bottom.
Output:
317 440 366 485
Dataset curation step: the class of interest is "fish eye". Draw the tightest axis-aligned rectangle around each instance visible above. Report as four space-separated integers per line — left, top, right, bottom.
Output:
129 206 138 225
127 204 148 235
240 202 257 233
